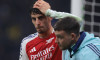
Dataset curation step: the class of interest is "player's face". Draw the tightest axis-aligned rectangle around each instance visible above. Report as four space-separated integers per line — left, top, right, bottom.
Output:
31 14 50 34
55 30 73 50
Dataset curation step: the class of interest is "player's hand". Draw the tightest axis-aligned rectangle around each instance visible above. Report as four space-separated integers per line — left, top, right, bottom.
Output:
33 0 51 14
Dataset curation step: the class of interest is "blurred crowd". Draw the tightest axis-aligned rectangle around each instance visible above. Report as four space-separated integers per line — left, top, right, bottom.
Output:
0 0 36 60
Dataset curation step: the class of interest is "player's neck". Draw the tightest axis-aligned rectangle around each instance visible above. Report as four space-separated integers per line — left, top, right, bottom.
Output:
39 26 53 38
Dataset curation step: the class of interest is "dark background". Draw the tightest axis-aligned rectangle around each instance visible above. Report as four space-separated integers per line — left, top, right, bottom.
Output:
84 0 100 37
0 0 70 60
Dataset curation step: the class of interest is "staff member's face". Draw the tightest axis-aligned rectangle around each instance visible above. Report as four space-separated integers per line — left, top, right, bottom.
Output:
55 30 73 50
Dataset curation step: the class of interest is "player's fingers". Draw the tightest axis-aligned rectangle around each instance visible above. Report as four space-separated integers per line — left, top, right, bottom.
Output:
34 0 46 8
37 0 46 4
35 1 43 5
38 0 43 1
34 2 41 7
33 5 40 9
33 6 38 8
34 2 43 8
36 1 43 4
34 4 40 7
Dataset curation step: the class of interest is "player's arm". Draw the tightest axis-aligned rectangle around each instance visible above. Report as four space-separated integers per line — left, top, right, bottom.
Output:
46 9 82 21
34 0 83 22
34 0 84 31
46 9 84 31
19 40 29 60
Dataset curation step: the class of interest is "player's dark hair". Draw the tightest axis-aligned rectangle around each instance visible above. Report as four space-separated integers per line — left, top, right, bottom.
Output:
29 8 43 15
54 17 80 36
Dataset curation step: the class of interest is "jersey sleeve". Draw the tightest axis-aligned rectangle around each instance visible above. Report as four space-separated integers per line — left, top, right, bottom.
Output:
19 39 29 60
19 33 38 60
45 9 84 31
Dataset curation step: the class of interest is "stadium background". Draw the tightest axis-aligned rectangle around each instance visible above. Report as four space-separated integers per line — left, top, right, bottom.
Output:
0 0 100 60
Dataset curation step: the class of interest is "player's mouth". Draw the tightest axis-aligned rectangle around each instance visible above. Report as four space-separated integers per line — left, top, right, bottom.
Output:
36 26 43 29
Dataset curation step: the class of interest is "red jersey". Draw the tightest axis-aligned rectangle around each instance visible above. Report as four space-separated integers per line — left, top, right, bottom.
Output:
19 31 62 60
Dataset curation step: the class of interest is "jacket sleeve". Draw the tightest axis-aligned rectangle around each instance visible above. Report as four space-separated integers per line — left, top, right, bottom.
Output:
19 39 29 60
45 9 84 31
79 46 100 60
45 9 82 21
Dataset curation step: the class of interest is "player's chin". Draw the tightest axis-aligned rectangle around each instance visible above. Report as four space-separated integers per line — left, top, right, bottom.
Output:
37 30 45 34
59 46 66 50
59 46 63 50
